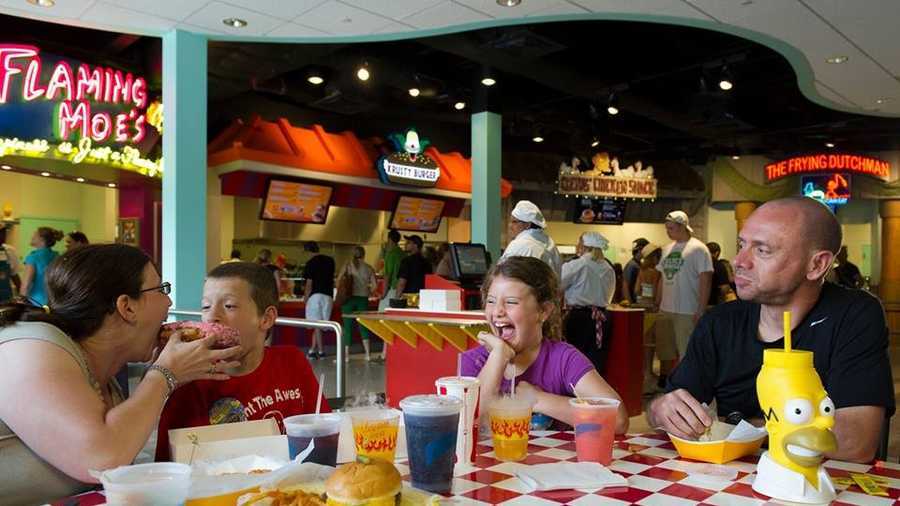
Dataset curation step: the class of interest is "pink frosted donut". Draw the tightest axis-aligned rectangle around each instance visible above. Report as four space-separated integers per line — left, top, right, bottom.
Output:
158 321 240 349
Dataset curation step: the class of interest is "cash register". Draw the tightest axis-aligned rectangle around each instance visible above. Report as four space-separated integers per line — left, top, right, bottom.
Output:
449 243 490 310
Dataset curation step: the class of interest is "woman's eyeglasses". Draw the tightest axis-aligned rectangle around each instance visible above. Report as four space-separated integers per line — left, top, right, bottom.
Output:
140 282 171 295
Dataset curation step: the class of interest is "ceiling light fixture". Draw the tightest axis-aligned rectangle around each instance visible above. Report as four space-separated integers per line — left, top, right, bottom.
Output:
591 140 599 147
108 183 117 188
356 64 370 82
606 92 619 115
222 18 247 28
408 87 420 97
532 136 544 143
826 56 849 64
718 66 734 91
40 171 50 177
454 101 466 110
307 75 324 85
497 0 521 6
876 97 890 104
825 142 835 148
732 155 740 160
481 77 496 86
27 0 55 6
76 177 85 182
1 165 10 170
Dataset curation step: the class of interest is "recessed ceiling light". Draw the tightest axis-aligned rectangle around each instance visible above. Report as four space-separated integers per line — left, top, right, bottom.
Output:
40 171 50 177
1 165 10 170
497 0 521 5
27 0 55 6
591 140 599 147
607 105 619 115
454 101 466 110
481 77 496 86
408 88 420 97
732 155 740 160
825 142 835 148
875 97 890 104
532 136 544 143
222 18 247 28
76 177 85 182
826 56 849 64
719 79 734 91
356 66 370 81
108 183 117 188
307 75 324 85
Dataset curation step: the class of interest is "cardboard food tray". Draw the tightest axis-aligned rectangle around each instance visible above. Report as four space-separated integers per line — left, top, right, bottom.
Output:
667 421 767 464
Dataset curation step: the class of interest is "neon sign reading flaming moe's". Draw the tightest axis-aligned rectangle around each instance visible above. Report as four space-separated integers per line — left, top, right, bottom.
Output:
0 44 150 144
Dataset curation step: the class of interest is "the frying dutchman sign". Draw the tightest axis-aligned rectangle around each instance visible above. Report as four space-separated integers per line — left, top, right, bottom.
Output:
557 152 658 199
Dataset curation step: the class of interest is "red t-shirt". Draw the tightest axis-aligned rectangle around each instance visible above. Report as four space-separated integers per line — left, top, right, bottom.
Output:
155 345 330 461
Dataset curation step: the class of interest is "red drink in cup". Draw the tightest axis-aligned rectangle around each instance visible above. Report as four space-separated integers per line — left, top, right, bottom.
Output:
569 397 619 465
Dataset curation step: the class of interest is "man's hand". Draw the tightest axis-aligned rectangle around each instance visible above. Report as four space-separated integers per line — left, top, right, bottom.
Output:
649 389 712 440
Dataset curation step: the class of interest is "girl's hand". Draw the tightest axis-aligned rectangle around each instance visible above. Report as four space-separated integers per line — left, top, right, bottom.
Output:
477 331 514 362
154 331 243 385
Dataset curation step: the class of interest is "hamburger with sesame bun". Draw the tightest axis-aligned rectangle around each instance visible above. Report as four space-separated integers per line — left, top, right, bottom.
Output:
324 458 402 506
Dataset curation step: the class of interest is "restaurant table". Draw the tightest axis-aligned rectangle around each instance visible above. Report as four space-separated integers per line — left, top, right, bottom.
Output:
53 431 900 505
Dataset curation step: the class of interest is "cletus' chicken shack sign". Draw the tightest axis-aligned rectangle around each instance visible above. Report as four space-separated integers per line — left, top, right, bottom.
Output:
765 153 890 182
0 44 161 176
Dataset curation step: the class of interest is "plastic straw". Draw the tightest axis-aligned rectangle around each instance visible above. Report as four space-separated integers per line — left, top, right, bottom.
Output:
783 311 792 352
456 353 462 379
570 382 581 399
315 373 325 415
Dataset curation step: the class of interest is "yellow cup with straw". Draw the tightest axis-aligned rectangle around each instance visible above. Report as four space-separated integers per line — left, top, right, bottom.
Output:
752 311 838 503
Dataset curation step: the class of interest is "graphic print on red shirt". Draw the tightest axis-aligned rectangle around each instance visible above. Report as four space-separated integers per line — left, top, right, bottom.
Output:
155 345 329 461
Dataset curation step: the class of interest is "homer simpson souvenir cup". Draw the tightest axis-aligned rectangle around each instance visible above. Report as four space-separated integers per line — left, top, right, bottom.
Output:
752 312 837 504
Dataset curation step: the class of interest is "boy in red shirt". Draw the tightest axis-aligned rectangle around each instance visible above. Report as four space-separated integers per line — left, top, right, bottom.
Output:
155 262 329 461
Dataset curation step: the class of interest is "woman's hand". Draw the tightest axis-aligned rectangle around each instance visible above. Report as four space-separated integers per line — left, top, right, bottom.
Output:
153 331 242 385
477 331 514 362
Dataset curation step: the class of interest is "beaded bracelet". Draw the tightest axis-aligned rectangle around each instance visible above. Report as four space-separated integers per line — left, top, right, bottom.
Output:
146 364 178 397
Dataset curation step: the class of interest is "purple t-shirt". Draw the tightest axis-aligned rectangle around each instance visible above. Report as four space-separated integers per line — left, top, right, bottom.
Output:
460 339 594 396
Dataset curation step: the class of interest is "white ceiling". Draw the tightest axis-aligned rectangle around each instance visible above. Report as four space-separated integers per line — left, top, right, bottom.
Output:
1 0 899 117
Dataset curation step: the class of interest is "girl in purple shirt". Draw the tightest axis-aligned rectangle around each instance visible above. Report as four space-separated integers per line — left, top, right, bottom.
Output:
461 256 628 434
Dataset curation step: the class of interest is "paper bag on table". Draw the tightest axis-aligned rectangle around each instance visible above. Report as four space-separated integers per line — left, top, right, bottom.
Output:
168 419 289 464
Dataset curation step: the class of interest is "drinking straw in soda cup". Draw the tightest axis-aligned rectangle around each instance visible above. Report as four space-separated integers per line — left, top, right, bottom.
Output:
783 311 792 352
315 373 325 415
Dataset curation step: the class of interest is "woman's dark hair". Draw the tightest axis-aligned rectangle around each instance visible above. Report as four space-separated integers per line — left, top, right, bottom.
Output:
67 231 89 245
37 227 64 248
481 256 562 342
0 244 151 341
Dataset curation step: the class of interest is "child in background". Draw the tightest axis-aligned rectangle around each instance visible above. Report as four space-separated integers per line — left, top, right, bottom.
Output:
460 256 628 433
634 243 669 393
155 262 329 461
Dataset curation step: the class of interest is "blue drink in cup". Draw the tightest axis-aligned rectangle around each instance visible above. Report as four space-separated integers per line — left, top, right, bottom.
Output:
400 394 462 494
284 413 342 466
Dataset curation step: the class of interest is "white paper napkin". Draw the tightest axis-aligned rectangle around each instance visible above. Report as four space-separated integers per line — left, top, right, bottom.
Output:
515 462 628 492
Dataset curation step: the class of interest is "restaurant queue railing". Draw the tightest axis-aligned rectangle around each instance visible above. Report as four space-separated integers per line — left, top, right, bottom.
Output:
167 309 345 398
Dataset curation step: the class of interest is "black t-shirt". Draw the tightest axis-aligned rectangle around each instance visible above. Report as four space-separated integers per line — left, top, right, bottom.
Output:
302 254 335 296
667 282 894 419
397 253 432 294
623 258 640 303
708 259 731 306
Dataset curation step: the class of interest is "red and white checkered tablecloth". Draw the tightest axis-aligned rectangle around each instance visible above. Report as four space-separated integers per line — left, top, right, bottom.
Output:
53 431 900 506
405 431 900 506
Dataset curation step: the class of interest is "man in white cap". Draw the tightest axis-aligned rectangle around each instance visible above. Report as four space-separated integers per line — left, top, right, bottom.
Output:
501 200 562 277
655 210 712 362
561 232 616 373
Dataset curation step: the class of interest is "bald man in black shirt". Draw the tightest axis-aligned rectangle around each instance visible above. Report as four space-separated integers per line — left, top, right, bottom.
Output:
647 197 893 463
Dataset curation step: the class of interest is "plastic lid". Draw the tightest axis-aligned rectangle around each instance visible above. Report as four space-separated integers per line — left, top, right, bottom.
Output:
568 397 621 408
400 394 462 416
435 376 479 387
763 349 814 368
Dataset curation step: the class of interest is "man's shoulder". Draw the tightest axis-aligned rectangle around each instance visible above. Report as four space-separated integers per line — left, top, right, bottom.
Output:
818 282 883 316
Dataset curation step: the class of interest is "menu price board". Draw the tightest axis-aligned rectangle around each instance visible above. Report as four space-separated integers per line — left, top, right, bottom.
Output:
573 198 627 225
260 179 333 224
389 196 445 232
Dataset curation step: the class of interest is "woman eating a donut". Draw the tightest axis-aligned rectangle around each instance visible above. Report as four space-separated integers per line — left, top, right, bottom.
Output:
0 244 242 506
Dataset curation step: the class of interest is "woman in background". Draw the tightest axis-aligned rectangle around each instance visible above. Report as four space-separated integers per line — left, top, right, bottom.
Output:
20 227 63 306
64 232 89 251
